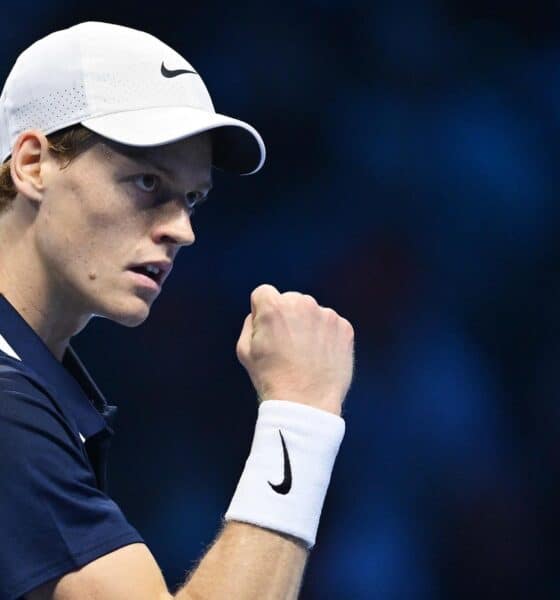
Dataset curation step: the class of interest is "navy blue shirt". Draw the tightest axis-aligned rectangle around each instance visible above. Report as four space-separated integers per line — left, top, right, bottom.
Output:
0 294 145 600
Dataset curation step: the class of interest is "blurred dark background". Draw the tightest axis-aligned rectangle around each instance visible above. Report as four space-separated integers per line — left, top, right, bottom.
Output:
4 1 560 598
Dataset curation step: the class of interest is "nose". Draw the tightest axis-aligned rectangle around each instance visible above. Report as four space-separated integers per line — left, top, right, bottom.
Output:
152 200 196 248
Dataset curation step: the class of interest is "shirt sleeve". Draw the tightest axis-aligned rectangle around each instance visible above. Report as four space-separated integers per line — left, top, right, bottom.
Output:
0 370 145 600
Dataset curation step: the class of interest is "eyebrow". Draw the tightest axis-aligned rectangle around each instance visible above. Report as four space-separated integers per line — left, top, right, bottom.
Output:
118 148 213 193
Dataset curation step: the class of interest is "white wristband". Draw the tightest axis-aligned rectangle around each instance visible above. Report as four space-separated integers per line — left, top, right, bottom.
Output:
224 399 346 549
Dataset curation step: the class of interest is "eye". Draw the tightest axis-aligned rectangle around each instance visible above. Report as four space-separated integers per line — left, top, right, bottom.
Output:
185 191 207 216
134 174 161 193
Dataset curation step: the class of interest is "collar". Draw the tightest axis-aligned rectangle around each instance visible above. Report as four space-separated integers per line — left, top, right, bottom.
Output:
0 293 116 442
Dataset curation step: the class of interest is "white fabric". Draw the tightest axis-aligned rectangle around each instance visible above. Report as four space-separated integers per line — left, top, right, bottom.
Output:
81 105 263 157
224 399 346 549
0 21 265 175
0 333 20 361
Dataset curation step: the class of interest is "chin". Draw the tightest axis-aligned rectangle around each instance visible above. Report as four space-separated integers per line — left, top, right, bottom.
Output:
99 293 154 327
117 311 151 327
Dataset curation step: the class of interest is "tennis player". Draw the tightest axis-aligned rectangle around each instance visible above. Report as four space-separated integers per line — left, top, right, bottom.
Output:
0 22 354 599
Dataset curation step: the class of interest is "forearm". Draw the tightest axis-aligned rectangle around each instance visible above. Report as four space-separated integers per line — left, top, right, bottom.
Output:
170 400 345 598
173 520 309 600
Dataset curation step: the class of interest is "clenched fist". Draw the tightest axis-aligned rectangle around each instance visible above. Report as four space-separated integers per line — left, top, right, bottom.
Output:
236 284 355 416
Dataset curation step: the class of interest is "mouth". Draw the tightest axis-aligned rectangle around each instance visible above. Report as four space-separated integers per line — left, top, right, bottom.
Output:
126 259 172 292
127 266 163 292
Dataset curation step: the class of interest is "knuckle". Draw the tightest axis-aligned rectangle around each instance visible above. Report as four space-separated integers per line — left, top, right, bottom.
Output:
251 285 265 301
259 303 280 320
320 306 338 320
252 283 279 302
280 292 310 312
279 291 318 311
340 317 355 336
281 291 302 303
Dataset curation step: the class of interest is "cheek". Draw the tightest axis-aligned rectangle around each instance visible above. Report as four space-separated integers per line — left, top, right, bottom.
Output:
36 179 144 275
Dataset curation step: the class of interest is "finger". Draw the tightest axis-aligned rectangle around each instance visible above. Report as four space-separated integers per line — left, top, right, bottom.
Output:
281 291 318 305
250 284 280 319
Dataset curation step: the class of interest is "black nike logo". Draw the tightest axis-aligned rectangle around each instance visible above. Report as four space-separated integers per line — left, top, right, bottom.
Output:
160 61 198 78
268 430 292 495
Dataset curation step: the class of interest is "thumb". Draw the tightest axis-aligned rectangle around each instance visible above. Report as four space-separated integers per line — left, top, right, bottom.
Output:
236 313 254 364
250 283 281 320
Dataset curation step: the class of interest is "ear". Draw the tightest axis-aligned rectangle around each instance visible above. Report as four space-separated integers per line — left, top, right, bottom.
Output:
9 129 51 202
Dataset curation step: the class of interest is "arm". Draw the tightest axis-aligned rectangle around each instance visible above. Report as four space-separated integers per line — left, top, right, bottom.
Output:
26 521 307 600
174 521 308 599
25 284 353 600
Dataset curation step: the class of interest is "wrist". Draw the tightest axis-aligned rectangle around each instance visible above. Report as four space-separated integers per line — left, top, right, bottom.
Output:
259 394 343 417
224 399 346 549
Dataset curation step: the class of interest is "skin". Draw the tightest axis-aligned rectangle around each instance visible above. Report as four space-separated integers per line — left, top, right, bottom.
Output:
9 128 315 599
0 128 213 361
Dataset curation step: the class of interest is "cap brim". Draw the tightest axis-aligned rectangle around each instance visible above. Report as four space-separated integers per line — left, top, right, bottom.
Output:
81 106 266 176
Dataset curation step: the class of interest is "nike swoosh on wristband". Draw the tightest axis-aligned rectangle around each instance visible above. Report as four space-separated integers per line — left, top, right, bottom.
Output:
160 61 198 78
268 429 292 495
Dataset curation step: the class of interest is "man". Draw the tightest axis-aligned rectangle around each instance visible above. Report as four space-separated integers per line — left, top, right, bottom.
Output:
0 22 354 599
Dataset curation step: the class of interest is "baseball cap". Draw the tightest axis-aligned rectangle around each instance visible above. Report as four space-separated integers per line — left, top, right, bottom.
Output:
0 21 266 176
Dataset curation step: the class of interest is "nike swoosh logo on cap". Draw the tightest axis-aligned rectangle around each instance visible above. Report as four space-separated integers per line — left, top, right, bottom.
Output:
161 61 198 78
268 429 292 495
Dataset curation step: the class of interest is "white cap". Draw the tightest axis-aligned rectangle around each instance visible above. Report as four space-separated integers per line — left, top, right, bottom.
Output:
0 21 266 176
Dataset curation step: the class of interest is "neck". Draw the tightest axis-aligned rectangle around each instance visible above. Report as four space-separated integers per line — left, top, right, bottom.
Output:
0 206 89 362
